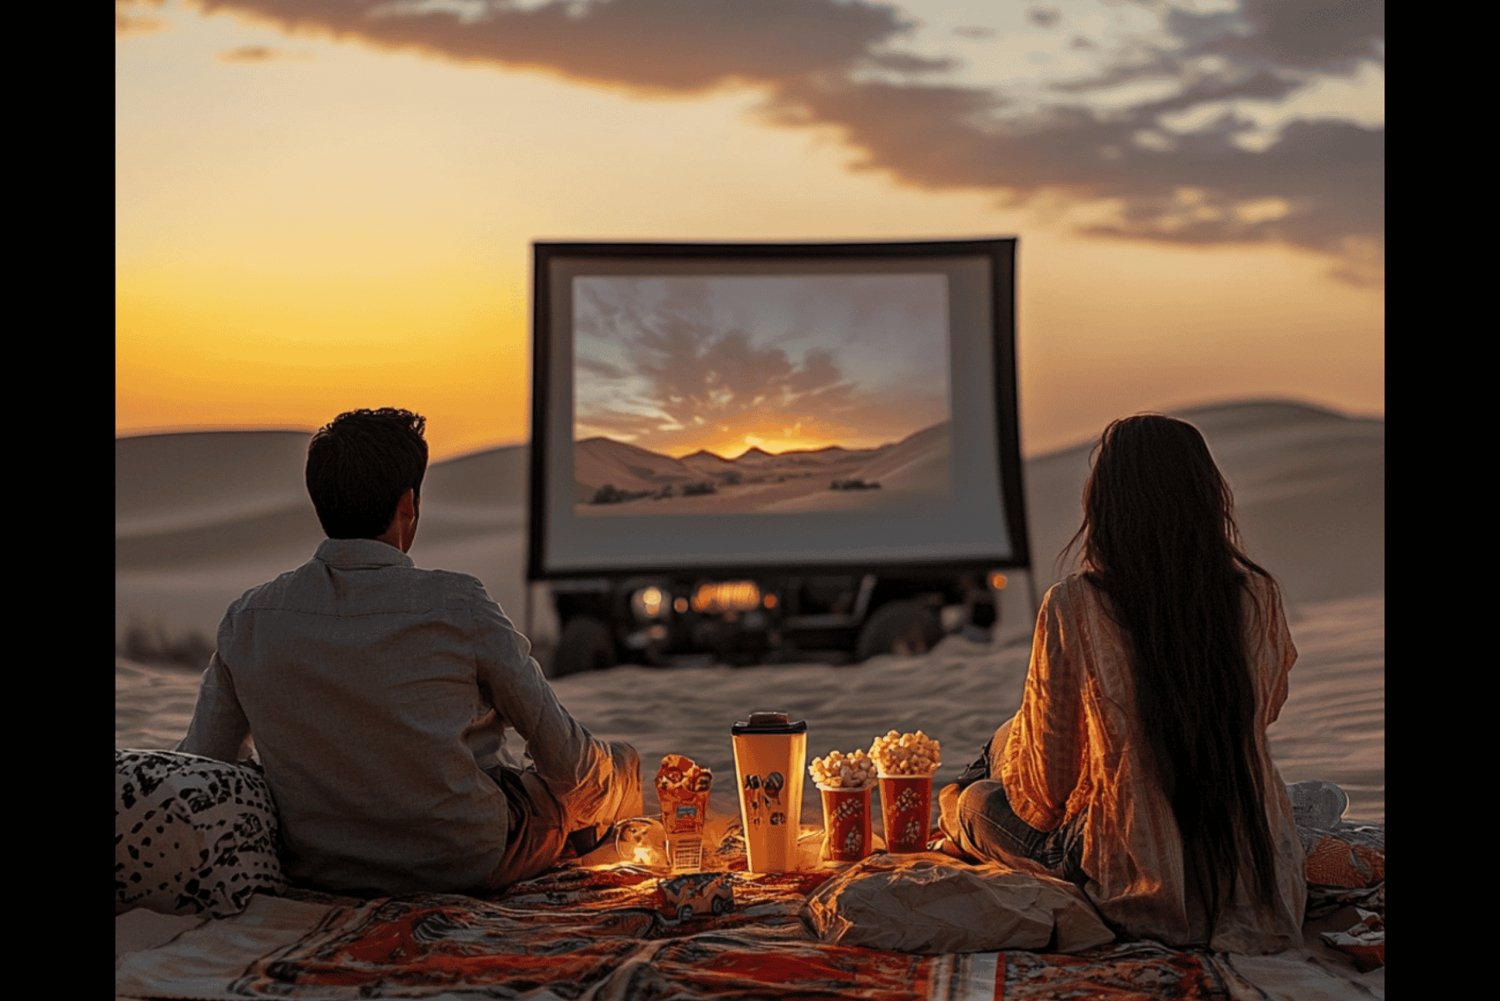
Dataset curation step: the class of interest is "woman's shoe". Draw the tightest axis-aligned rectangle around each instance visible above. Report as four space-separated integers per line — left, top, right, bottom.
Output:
1287 779 1349 829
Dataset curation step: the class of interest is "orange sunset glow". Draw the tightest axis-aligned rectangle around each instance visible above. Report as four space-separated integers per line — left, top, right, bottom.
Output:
678 432 863 462
116 2 1382 460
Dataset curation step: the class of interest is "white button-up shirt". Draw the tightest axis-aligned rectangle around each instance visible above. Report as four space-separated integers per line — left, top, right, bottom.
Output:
178 537 607 895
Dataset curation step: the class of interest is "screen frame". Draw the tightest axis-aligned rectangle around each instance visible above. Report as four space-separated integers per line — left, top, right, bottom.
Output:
527 238 1030 580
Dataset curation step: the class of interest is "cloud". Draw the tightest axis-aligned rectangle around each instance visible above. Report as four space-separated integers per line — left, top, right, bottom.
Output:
1078 116 1384 260
1118 68 1305 118
1061 1 1381 98
1027 7 1062 29
185 0 1384 283
194 0 948 93
761 76 1382 265
218 44 301 62
1169 0 1383 75
117 0 168 35
577 356 629 381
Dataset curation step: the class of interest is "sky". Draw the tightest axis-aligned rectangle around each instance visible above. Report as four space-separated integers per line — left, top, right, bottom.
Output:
574 274 950 457
116 0 1384 460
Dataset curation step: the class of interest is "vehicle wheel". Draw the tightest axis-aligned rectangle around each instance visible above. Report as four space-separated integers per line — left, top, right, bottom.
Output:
677 904 693 922
711 894 728 915
854 600 943 662
551 616 616 677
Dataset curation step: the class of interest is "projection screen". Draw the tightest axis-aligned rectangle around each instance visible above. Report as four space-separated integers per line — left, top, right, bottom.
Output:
528 239 1029 578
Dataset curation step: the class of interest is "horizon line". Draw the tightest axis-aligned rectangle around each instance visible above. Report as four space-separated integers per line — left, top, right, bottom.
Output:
115 394 1383 462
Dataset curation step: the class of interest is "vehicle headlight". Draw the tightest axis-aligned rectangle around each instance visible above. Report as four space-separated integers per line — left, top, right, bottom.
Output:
631 585 668 621
690 581 761 614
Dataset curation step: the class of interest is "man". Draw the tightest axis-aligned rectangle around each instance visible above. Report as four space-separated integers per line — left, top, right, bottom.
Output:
178 407 642 895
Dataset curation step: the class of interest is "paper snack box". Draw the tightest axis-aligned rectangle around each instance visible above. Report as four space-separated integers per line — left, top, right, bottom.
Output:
657 753 713 872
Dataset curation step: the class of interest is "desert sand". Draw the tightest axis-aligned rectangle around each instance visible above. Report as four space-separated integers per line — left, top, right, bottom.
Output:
115 398 1384 824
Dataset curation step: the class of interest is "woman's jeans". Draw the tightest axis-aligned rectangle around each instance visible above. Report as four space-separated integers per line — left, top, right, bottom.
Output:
940 779 1086 883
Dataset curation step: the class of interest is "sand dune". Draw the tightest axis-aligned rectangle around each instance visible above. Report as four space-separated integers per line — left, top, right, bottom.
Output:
846 422 952 497
420 443 528 521
733 444 878 470
575 423 951 515
115 397 1383 820
679 448 740 477
997 399 1383 633
574 436 700 501
116 431 312 537
116 400 1382 642
754 427 952 514
115 437 532 646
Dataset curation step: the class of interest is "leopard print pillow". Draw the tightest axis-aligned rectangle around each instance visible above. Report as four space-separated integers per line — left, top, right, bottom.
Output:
115 749 286 917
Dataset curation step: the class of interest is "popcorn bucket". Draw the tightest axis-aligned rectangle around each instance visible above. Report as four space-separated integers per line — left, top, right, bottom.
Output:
877 773 933 853
818 784 873 862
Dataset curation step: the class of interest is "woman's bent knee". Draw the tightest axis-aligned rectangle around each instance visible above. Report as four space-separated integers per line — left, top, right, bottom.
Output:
955 779 1055 865
957 779 1011 822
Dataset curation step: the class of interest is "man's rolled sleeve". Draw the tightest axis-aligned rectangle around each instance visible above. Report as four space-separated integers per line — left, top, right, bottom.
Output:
177 649 253 763
469 589 604 792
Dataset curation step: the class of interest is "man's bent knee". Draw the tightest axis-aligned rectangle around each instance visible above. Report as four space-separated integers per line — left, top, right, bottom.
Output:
606 740 644 820
551 739 644 827
608 740 640 777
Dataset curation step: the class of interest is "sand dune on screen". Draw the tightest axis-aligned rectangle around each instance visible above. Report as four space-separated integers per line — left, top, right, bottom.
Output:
575 422 952 516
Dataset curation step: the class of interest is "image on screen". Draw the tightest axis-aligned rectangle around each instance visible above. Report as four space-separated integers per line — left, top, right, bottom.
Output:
571 273 952 517
531 242 1023 577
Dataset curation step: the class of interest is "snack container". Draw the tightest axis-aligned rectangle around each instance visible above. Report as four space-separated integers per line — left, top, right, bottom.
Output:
877 773 934 853
818 783 874 862
656 754 713 872
731 711 807 872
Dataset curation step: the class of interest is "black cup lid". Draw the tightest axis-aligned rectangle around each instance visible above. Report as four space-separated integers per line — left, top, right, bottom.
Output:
732 711 808 735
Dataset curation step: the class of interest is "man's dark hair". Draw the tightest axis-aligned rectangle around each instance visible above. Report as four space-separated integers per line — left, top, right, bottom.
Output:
306 408 429 540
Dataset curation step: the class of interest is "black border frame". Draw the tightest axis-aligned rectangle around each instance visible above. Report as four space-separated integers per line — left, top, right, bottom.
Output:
527 238 1030 581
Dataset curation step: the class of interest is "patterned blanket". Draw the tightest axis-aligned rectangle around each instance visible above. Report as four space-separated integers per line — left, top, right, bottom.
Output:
120 826 1361 1001
220 864 1272 1000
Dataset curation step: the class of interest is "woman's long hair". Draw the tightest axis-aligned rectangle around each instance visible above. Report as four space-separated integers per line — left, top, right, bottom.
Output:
1063 414 1279 925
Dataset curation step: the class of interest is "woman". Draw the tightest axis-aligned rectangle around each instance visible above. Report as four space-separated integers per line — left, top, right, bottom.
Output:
938 414 1306 953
